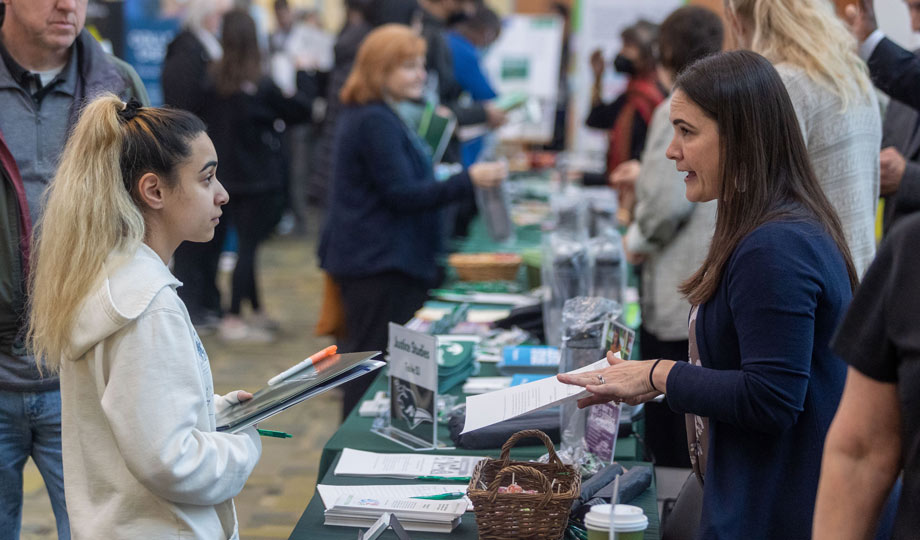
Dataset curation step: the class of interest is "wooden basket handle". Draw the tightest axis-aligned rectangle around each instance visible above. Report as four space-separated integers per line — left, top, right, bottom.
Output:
486 464 554 509
499 429 564 469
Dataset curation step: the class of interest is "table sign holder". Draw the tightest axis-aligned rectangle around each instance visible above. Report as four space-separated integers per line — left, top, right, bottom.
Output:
372 323 441 450
357 512 413 540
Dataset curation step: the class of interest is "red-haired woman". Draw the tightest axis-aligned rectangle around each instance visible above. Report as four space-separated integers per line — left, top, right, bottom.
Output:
318 24 506 418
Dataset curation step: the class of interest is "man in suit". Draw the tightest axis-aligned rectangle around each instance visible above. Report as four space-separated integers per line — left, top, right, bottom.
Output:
874 1 920 231
849 0 920 111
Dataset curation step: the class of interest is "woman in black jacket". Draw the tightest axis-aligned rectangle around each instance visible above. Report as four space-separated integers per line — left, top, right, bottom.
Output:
319 24 506 418
200 9 315 341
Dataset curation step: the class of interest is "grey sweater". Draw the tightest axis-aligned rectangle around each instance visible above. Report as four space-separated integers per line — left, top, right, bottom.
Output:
625 95 717 341
775 63 881 277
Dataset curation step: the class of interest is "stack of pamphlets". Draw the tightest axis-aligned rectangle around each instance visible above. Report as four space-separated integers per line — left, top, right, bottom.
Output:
437 336 479 393
324 494 466 533
317 484 470 533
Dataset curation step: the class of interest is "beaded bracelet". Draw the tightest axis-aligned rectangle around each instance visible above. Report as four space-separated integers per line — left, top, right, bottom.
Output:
648 358 664 393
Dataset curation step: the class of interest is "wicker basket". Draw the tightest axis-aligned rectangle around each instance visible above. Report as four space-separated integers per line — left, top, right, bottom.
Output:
467 430 580 540
448 253 522 282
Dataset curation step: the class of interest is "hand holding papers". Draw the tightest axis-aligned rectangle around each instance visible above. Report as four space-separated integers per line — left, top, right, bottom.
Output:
461 357 610 434
217 351 383 433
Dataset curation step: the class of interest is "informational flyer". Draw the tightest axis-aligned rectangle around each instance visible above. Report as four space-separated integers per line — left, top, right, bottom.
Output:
585 402 622 462
335 449 483 480
461 357 609 433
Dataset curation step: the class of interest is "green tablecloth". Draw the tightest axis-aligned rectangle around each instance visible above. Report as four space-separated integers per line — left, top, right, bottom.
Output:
318 363 643 480
290 452 659 540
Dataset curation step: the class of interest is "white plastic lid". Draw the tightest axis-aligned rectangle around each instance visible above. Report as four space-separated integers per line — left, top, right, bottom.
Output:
584 504 649 533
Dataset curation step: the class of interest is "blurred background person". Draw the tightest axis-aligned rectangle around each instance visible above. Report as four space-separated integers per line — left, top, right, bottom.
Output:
847 0 920 112
814 213 920 539
270 0 333 234
584 20 664 225
725 0 880 276
269 0 294 55
620 5 723 472
875 1 920 235
309 0 373 212
447 4 502 166
200 9 315 342
161 0 231 333
318 25 507 419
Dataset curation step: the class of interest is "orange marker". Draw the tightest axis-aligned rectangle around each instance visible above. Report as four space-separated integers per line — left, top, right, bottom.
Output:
267 345 338 385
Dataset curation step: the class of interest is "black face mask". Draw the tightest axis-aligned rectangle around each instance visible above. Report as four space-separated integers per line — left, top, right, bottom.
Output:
613 54 637 75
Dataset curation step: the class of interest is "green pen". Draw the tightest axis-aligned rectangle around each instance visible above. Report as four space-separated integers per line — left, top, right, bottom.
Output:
257 428 292 439
410 492 467 500
416 475 470 481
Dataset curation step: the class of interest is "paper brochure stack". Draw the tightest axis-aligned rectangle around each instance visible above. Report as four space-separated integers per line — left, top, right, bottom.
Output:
324 494 467 533
317 484 469 533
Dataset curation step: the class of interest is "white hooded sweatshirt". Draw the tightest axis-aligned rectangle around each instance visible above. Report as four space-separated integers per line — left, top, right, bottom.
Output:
59 243 262 539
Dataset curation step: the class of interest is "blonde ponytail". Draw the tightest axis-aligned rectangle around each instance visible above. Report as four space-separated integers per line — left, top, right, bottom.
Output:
28 94 206 372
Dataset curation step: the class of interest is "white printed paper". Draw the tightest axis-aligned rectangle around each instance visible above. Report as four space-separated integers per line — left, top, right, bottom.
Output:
461 358 609 434
331 494 468 519
334 449 484 480
316 484 471 510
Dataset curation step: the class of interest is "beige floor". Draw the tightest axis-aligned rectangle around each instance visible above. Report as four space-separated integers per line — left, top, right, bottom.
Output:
20 230 339 539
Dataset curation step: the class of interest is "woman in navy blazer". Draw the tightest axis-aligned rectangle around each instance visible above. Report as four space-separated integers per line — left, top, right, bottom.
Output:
560 51 858 539
318 24 506 418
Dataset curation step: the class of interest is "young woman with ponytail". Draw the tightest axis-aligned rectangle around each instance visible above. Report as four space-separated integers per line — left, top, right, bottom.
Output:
27 95 261 539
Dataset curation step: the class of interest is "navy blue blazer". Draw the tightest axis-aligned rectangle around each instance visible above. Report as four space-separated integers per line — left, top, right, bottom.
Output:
666 218 852 540
319 102 472 285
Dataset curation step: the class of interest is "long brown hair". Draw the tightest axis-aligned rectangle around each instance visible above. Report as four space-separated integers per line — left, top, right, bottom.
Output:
677 51 858 305
340 24 426 105
212 9 262 98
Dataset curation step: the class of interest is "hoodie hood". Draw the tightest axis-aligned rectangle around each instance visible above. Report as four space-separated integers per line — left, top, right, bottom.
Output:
67 243 180 362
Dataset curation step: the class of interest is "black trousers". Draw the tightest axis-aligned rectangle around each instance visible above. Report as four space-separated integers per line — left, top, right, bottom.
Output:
173 218 227 323
336 271 429 420
640 325 692 468
226 191 278 315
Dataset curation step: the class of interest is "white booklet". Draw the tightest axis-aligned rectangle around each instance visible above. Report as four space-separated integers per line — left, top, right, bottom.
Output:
334 448 484 480
316 484 471 510
461 357 610 434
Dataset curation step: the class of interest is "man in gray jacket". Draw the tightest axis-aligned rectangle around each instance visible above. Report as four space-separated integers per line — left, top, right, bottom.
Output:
0 1 147 538
611 6 722 469
877 2 920 233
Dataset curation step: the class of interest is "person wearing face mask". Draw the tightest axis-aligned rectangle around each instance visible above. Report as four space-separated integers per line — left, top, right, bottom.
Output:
584 20 664 223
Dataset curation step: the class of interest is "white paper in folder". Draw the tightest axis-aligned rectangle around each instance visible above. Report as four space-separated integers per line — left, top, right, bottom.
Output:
461 357 610 433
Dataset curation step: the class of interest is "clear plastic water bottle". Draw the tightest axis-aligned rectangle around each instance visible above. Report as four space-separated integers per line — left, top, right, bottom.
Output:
556 297 621 465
